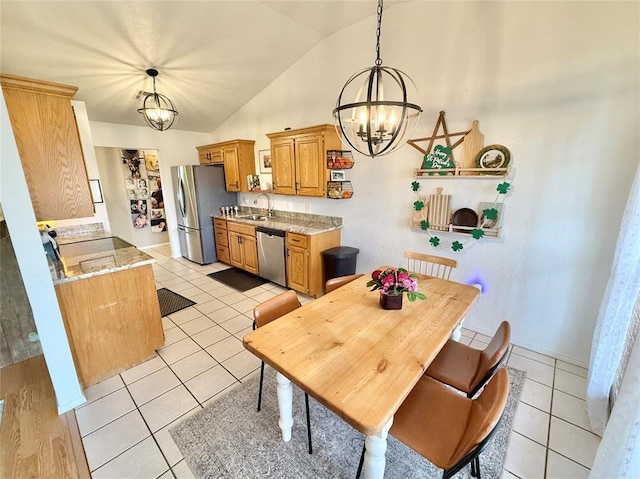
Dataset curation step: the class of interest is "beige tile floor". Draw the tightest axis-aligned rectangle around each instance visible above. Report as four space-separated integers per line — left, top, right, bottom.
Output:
76 244 599 478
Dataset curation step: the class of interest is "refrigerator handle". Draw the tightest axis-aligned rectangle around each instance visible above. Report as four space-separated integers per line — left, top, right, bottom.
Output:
177 177 186 218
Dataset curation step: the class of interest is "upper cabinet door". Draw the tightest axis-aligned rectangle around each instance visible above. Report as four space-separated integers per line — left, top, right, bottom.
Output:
271 138 296 195
294 133 325 197
223 145 241 191
1 74 94 221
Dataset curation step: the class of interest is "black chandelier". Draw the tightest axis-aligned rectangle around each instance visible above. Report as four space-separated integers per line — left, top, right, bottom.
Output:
333 0 422 157
137 68 178 131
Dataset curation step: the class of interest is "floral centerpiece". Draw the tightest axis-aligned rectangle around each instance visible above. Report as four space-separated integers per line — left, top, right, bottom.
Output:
367 267 426 309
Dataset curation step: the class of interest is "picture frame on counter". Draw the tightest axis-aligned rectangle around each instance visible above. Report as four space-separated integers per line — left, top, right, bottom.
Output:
258 149 272 174
89 179 103 203
330 170 346 181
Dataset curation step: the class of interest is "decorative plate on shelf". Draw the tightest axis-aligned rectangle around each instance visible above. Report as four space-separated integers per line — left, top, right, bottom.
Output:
452 208 479 232
474 144 511 174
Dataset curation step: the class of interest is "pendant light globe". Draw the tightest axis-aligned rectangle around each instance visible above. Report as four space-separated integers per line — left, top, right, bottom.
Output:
137 68 178 132
333 0 422 157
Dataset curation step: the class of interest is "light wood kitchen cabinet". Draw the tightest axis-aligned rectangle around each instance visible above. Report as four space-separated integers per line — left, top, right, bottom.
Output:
227 221 258 275
195 139 255 191
286 229 341 297
54 264 164 388
267 124 343 197
197 145 223 165
213 217 230 264
1 74 94 221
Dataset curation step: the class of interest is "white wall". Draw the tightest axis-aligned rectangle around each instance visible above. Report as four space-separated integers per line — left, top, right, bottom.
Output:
212 1 639 366
88 121 212 256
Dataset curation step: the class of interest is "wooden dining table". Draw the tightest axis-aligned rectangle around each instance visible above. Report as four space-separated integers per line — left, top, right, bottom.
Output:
243 272 481 478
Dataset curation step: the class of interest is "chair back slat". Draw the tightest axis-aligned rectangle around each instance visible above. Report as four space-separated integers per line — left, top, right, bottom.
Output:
404 251 457 280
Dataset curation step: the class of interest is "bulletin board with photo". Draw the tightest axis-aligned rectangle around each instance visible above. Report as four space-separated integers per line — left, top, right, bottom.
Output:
121 149 166 233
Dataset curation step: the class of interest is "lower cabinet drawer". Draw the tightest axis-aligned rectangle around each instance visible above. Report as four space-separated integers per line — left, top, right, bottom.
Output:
214 229 229 247
287 232 309 248
216 245 230 264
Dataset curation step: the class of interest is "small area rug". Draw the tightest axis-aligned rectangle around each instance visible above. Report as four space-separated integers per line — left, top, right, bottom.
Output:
207 267 268 292
156 288 196 317
170 366 526 479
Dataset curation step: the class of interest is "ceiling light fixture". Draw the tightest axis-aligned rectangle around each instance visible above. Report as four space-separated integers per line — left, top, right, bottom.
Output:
137 68 178 131
333 0 422 157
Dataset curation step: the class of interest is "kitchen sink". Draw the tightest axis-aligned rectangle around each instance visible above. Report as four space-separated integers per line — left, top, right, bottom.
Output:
235 214 269 221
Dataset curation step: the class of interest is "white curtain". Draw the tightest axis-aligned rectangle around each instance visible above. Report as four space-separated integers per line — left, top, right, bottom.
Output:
589 327 640 477
586 163 640 472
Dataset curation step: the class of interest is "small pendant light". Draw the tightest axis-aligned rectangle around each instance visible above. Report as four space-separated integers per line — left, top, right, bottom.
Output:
333 0 422 157
137 68 178 131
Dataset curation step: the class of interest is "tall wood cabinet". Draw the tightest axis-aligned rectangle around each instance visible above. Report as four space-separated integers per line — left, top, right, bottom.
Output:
286 229 341 298
267 124 343 197
1 74 94 221
196 139 255 192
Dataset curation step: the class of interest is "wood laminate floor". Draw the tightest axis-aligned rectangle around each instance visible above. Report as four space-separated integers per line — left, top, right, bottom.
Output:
0 355 90 479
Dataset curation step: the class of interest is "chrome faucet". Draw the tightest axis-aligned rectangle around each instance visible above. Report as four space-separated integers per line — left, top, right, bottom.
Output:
255 193 273 217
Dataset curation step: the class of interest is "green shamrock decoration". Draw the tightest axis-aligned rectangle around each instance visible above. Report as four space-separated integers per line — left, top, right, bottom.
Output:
483 208 498 220
497 182 511 194
420 220 430 230
413 200 425 211
429 236 440 247
451 241 464 252
471 229 485 240
411 181 420 192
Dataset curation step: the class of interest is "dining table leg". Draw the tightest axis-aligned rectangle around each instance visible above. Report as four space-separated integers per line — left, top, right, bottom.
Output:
364 416 393 479
451 317 466 341
276 371 293 441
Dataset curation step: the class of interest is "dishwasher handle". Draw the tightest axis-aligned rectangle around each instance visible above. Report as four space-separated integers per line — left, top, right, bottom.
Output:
257 226 286 237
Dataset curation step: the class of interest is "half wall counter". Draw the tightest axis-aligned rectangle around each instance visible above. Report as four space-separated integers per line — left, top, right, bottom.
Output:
52 231 164 388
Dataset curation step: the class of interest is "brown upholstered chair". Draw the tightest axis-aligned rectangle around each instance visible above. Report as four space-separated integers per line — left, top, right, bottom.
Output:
325 273 364 293
404 251 457 280
253 289 313 453
426 321 511 398
357 368 510 479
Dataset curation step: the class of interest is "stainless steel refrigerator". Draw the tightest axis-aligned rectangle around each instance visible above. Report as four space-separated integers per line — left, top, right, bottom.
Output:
171 164 235 264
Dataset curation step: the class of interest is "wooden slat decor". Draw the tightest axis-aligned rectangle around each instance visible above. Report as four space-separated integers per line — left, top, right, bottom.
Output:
427 187 450 231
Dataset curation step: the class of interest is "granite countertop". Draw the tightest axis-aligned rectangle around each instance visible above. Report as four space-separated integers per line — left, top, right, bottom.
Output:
213 209 342 235
52 235 155 285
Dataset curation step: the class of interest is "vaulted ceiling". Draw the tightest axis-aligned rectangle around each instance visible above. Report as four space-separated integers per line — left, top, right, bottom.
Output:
0 1 406 133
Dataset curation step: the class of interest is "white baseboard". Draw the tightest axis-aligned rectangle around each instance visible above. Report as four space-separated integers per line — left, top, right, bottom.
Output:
464 324 589 369
57 393 87 415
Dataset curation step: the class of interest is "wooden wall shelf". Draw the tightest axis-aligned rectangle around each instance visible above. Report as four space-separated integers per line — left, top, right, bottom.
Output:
414 166 510 178
410 224 502 239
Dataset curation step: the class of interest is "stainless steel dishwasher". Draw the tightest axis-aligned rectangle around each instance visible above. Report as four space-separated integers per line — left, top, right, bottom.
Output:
256 226 287 287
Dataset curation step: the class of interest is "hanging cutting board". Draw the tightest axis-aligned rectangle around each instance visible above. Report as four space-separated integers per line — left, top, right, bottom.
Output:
461 120 484 175
427 188 450 231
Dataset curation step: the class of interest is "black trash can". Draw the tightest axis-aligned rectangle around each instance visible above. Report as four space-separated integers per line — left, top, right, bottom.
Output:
322 246 360 283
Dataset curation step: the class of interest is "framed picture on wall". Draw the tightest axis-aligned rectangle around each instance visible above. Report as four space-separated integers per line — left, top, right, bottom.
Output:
330 170 346 181
258 149 272 174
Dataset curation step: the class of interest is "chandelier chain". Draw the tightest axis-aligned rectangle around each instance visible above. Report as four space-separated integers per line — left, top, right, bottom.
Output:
375 0 383 66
